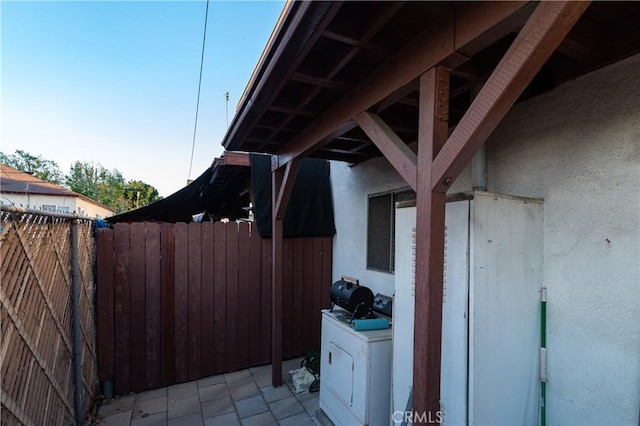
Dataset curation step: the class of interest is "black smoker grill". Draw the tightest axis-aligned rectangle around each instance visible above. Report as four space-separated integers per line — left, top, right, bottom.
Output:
329 276 374 321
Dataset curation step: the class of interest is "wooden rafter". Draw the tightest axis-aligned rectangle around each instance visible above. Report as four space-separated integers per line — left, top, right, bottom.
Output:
355 111 417 190
275 1 530 168
432 1 590 192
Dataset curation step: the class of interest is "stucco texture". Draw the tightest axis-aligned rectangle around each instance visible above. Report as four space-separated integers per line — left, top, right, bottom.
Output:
330 53 639 424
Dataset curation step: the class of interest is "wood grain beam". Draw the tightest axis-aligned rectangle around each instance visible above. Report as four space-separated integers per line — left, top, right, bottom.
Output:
355 111 417 191
412 66 449 418
323 30 388 54
432 1 590 192
271 165 284 387
219 151 250 167
291 72 349 91
276 1 530 167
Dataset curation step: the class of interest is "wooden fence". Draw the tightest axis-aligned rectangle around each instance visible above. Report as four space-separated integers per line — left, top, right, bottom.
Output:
0 209 98 425
96 221 333 396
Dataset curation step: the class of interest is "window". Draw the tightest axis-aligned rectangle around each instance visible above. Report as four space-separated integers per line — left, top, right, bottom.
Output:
367 188 415 272
57 206 70 213
41 205 56 212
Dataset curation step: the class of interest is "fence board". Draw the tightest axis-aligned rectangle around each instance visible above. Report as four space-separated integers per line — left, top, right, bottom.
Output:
145 223 161 390
97 229 114 383
248 228 263 366
302 239 314 353
282 239 293 358
201 222 215 377
160 224 175 387
213 222 227 373
129 223 146 392
187 222 202 380
260 237 272 364
226 224 239 372
237 223 250 368
312 238 323 350
174 223 189 383
291 239 304 356
113 223 131 395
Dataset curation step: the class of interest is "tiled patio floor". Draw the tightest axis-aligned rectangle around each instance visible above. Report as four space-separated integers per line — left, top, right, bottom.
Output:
96 357 327 426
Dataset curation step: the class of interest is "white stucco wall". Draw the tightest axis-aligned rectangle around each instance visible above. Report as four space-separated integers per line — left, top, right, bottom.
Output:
1 193 114 218
330 53 639 424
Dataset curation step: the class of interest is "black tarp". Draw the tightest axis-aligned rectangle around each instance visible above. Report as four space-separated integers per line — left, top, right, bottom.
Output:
250 154 336 238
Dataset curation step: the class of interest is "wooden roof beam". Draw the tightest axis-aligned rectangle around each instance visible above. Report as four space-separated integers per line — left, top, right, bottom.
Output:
219 151 250 167
355 111 418 190
291 72 349 91
322 30 388 54
432 1 590 192
274 1 531 169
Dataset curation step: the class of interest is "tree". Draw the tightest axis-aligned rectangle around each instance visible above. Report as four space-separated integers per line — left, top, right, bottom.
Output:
0 150 64 184
66 161 127 213
123 180 161 211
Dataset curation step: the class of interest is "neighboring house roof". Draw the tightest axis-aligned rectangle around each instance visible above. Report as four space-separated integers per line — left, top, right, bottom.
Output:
0 164 115 213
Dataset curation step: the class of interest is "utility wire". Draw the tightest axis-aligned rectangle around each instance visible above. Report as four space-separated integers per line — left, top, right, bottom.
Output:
188 0 210 181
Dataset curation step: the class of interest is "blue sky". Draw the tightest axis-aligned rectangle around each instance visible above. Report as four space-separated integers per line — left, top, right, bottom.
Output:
1 0 285 196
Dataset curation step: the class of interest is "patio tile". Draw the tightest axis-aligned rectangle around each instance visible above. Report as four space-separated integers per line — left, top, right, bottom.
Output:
230 381 260 401
282 357 304 373
136 387 167 402
132 396 167 418
300 395 319 416
225 370 254 388
277 412 316 426
261 385 293 403
199 382 229 402
268 396 304 420
241 411 277 426
99 395 136 417
248 364 271 376
234 395 268 419
205 412 241 426
130 411 167 426
253 373 272 388
168 411 204 426
100 410 132 426
168 395 200 419
201 395 235 418
294 390 317 402
168 382 199 402
198 374 225 388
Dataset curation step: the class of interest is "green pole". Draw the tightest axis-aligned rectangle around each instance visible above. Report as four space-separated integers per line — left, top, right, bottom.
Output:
541 287 547 426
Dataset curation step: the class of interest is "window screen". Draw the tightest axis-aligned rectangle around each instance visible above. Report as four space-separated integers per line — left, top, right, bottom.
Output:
367 189 415 272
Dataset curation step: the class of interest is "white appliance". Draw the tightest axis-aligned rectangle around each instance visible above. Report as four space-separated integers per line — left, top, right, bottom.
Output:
392 191 543 425
320 309 393 426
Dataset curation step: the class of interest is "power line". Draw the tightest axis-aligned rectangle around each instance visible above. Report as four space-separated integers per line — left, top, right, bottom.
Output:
188 0 210 181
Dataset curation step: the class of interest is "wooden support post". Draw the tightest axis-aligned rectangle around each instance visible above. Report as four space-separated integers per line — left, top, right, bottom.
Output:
413 66 450 418
271 157 300 386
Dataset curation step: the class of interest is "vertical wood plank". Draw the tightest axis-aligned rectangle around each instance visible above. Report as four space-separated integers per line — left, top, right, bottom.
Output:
237 222 251 368
282 238 293 358
260 237 272 365
201 222 215 377
96 228 114 384
248 226 263 366
413 66 449 415
321 237 333 310
291 238 304 357
145 223 161 390
173 223 189 383
213 222 227 373
160 223 175 387
311 238 323 350
226 223 239 372
301 239 314 353
113 223 131 395
129 222 146 392
188 222 202 380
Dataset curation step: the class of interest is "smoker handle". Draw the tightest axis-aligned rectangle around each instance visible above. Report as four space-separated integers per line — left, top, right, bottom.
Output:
328 352 332 364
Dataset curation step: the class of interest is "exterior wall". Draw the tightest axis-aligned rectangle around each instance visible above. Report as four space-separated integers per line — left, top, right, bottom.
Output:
1 193 114 218
330 53 639 424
